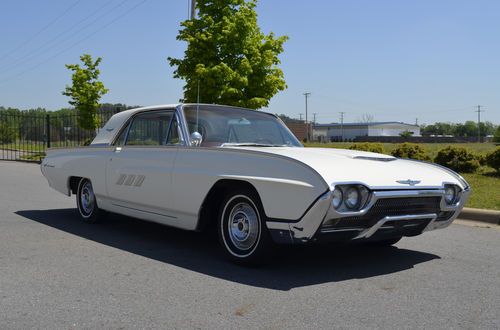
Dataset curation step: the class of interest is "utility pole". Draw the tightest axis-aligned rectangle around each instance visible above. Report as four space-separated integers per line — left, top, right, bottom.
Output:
340 112 346 142
475 105 484 143
313 113 317 124
303 92 311 141
190 0 196 19
299 113 303 121
415 118 418 126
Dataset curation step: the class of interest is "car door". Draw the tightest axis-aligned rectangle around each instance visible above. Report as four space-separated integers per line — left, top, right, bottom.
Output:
105 109 182 225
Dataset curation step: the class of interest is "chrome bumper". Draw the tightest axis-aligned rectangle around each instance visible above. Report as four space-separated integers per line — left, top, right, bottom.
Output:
266 187 471 244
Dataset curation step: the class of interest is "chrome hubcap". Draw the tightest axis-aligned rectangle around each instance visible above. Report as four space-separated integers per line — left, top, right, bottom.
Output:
228 202 259 251
80 182 94 215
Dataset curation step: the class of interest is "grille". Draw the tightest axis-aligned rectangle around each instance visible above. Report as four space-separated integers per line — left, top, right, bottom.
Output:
326 196 442 229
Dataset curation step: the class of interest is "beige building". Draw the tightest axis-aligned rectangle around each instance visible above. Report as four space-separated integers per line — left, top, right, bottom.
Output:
313 122 420 141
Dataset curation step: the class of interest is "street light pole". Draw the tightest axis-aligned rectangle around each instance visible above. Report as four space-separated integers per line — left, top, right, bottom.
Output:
190 0 196 19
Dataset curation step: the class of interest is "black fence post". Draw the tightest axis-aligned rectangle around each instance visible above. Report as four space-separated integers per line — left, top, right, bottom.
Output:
46 114 51 149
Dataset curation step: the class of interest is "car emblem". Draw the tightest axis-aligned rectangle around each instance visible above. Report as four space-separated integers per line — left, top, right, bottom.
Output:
396 179 421 186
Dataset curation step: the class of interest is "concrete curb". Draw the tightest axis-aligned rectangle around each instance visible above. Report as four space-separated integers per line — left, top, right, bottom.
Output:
459 208 500 225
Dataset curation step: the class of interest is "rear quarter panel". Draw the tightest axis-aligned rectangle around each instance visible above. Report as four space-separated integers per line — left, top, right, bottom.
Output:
41 147 110 198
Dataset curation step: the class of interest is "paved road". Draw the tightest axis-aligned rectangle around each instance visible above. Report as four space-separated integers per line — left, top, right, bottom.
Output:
1 161 499 329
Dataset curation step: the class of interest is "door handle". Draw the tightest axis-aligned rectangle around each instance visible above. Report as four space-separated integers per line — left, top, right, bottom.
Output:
114 147 122 153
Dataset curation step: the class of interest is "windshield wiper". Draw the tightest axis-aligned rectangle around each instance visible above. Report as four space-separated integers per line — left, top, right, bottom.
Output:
220 143 287 147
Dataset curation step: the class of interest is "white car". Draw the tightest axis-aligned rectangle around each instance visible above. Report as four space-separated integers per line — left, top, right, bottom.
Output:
41 104 471 264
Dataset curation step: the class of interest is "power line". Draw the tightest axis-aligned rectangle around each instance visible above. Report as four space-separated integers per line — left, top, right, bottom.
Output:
0 0 149 86
339 112 346 141
475 105 484 143
303 92 311 141
0 0 83 62
0 0 130 73
0 0 129 74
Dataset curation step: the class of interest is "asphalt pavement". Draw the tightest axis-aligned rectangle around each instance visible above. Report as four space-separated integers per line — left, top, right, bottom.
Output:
1 161 499 329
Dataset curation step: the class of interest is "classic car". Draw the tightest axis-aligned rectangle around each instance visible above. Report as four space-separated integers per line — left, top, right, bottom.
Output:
41 104 471 264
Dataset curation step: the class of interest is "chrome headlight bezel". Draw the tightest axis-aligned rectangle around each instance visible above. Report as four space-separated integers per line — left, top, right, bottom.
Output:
331 184 371 212
345 187 360 209
332 188 343 209
444 184 461 205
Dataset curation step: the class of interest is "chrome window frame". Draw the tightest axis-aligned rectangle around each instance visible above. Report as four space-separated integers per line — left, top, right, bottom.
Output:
111 107 187 147
178 104 303 147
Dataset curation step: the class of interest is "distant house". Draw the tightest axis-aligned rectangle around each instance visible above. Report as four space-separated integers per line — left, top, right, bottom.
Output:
313 122 420 141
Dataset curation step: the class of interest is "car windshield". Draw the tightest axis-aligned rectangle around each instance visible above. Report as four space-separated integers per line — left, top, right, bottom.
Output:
183 105 302 147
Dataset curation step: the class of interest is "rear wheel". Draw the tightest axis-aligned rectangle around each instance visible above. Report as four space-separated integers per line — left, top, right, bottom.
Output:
76 178 103 223
218 188 273 265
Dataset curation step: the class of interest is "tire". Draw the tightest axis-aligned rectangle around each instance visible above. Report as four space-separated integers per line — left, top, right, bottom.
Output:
217 188 273 265
76 178 103 224
365 236 402 247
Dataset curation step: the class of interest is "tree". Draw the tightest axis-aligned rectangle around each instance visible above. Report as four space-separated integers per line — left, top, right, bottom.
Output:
357 114 375 123
168 0 288 109
399 130 413 138
494 126 500 143
63 54 108 130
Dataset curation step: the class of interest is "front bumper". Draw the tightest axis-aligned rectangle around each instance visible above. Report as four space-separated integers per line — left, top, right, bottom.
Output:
266 187 471 244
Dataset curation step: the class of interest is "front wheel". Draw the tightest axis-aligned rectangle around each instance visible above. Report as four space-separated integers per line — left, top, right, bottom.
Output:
218 189 273 265
76 178 103 223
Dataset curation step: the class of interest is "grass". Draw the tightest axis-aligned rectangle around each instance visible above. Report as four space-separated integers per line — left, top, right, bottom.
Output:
0 140 82 152
305 142 500 210
462 172 500 210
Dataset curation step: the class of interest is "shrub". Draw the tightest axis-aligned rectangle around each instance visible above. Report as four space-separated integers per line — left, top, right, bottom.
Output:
391 143 431 161
434 146 480 173
348 143 385 154
0 122 16 144
486 147 500 173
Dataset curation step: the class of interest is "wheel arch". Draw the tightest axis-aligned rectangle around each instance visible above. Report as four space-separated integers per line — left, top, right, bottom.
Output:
68 176 84 195
196 179 263 232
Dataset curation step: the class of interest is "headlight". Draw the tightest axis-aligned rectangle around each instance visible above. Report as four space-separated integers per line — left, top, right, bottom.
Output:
444 185 458 205
345 187 360 209
332 188 343 209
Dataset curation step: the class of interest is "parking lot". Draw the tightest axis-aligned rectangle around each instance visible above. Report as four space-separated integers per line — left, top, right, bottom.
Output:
1 161 499 329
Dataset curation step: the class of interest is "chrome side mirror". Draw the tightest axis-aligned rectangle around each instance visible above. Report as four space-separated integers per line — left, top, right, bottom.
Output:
190 132 203 147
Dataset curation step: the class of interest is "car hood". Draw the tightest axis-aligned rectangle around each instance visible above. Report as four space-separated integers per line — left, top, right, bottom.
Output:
229 147 465 190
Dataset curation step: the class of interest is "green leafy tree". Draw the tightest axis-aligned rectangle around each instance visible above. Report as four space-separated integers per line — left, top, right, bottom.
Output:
63 54 108 130
493 126 500 143
168 0 288 109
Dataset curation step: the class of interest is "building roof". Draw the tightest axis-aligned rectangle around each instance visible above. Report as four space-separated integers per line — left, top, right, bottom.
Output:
313 121 418 128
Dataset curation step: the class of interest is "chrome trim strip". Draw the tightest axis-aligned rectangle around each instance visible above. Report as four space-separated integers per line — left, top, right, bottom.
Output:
266 186 471 244
354 213 437 239
111 203 178 219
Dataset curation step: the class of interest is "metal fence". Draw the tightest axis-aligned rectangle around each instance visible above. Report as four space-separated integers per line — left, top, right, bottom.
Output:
0 109 119 162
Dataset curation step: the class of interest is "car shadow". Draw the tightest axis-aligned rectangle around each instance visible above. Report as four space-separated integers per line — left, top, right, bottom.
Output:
16 209 440 291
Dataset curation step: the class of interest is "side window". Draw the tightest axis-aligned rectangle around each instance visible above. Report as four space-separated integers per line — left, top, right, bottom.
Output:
113 125 129 146
126 111 173 146
166 116 182 145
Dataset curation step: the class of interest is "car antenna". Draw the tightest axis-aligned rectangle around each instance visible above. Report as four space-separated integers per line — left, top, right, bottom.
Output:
196 79 200 130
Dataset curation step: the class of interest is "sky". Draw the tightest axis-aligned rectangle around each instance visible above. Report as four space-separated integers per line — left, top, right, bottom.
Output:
0 0 499 125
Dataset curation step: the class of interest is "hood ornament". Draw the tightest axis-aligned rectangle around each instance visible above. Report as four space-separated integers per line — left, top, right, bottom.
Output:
396 179 421 186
